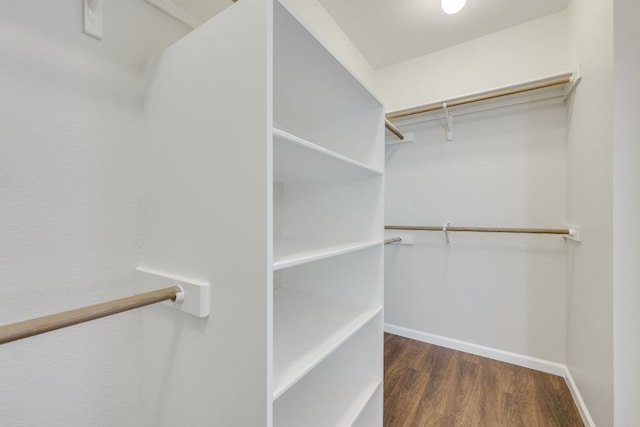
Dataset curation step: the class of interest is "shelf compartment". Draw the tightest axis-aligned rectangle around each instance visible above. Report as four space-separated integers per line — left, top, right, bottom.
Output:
273 128 382 183
273 239 381 271
273 288 381 399
274 308 382 426
273 176 384 265
273 1 384 170
276 244 383 308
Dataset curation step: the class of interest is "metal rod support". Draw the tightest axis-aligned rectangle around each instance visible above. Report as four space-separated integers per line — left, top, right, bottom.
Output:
0 286 182 345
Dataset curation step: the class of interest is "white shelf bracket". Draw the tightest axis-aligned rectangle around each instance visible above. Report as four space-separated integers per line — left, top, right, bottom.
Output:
443 102 453 141
563 69 582 102
385 131 415 146
83 0 104 39
136 267 210 317
443 222 451 244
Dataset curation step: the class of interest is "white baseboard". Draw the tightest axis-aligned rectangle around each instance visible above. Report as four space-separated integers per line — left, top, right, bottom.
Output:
563 367 596 427
384 323 594 426
384 323 566 376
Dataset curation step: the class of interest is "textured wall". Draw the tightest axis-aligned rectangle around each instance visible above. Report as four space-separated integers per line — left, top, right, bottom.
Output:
0 1 187 425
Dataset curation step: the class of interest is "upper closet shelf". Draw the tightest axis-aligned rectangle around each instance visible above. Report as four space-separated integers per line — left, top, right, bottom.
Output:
273 287 381 399
273 239 381 271
385 71 581 131
273 128 382 183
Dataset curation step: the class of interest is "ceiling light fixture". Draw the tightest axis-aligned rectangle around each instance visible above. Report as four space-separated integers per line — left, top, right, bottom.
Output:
441 0 467 14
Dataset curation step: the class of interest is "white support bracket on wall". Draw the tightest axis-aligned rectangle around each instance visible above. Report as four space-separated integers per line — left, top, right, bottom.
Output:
443 102 453 141
83 0 103 39
563 225 581 242
563 69 582 102
443 222 451 244
136 268 210 317
385 131 415 146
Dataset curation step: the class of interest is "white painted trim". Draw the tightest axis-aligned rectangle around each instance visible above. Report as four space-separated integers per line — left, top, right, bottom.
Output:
145 0 203 29
563 367 596 427
384 323 566 376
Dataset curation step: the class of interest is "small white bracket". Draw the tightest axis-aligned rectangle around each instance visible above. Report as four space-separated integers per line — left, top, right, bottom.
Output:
385 132 415 146
443 102 453 141
563 69 582 102
443 222 450 244
136 267 210 318
563 225 581 242
83 0 103 40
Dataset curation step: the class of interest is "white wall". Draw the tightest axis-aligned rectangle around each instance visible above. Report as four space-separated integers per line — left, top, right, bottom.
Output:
384 99 568 364
375 11 572 112
613 0 640 425
0 1 187 425
565 0 614 425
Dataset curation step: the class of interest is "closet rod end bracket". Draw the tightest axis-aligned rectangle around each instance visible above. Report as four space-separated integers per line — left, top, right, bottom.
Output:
563 225 581 242
563 70 582 102
136 268 210 318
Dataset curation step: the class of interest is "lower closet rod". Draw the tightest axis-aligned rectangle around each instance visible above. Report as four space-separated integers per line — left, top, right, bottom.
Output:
0 286 182 345
385 225 571 235
385 119 405 140
384 237 402 245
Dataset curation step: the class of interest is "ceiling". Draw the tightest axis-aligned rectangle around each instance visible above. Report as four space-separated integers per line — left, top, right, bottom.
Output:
162 0 569 69
317 0 570 68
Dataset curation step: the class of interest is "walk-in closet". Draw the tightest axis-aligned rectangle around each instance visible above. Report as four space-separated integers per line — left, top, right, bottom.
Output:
1 0 638 426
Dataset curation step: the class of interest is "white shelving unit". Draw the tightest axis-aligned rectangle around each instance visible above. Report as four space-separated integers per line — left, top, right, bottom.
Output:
140 0 384 425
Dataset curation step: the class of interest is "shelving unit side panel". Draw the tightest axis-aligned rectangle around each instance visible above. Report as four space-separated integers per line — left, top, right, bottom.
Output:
140 0 272 426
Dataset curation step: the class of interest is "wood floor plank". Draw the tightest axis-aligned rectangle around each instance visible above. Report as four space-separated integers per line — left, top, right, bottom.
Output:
384 333 584 427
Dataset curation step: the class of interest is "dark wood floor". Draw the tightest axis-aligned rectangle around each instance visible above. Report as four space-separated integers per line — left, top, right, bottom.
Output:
384 333 584 427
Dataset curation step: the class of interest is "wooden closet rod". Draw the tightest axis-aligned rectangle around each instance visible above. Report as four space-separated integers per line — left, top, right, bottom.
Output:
384 237 402 245
385 119 405 140
0 286 182 345
386 77 571 120
385 225 571 235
